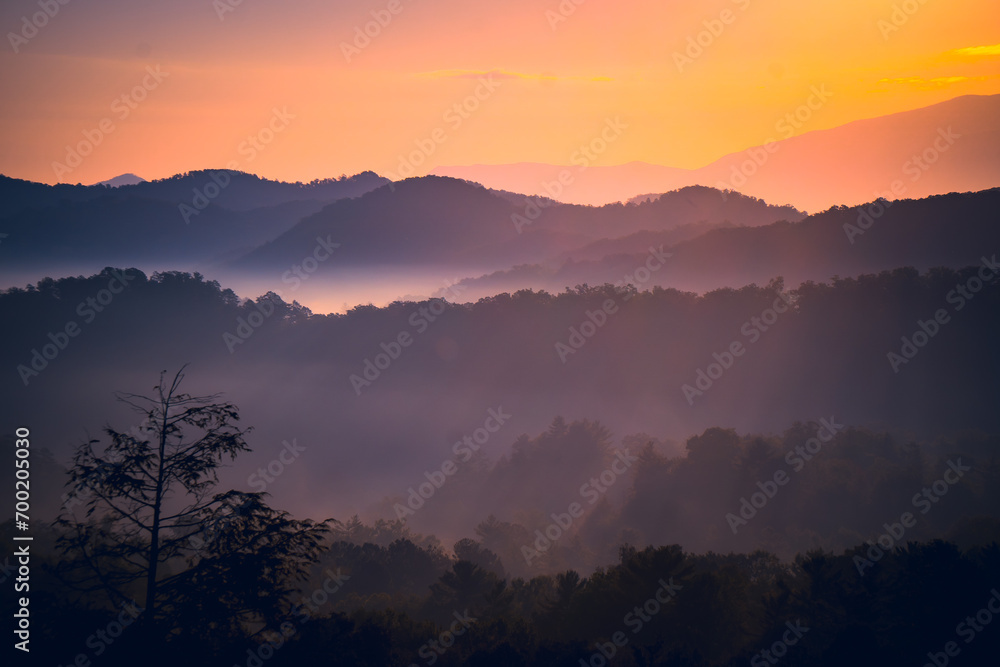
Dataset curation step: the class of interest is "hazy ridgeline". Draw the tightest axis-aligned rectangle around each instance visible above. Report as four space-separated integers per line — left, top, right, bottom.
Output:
3 171 998 311
2 262 998 557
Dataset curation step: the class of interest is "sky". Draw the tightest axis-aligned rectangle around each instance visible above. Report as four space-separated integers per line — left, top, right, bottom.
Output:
0 0 997 185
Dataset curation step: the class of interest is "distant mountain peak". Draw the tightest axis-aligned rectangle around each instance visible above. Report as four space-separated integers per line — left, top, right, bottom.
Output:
433 93 1000 212
94 173 146 187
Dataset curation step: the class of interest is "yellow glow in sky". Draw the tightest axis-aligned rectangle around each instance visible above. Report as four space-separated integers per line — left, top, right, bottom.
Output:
0 0 997 184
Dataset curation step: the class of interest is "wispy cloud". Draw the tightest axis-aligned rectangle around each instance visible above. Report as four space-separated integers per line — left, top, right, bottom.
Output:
947 44 1000 58
875 75 971 90
415 69 612 83
870 71 1000 93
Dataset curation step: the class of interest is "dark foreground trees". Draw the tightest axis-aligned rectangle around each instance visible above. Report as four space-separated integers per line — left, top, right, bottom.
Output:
222 538 1000 667
53 368 330 648
6 369 996 665
8 521 1000 666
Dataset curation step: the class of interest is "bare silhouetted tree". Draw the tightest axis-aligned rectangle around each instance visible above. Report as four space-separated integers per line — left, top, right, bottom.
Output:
55 367 331 642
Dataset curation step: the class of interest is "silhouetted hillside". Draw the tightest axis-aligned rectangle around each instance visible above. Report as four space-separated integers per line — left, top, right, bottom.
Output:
0 170 390 271
451 188 1000 298
0 195 320 267
0 169 387 216
233 178 802 273
10 508 999 667
2 265 998 535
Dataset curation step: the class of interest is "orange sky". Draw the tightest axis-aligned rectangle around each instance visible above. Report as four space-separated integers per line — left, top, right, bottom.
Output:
0 0 997 185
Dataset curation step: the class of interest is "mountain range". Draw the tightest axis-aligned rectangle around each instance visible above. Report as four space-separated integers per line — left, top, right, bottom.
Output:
1 94 998 312
2 171 998 311
0 170 389 269
432 94 1000 213
234 180 804 273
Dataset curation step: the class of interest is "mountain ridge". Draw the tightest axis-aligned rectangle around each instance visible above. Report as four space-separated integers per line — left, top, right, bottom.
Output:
432 94 1000 212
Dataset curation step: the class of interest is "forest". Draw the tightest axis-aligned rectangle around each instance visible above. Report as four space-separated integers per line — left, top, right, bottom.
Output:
2 335 999 664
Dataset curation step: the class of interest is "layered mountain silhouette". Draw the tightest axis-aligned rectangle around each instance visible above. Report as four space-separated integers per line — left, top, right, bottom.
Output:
4 168 998 307
448 188 1000 299
0 170 389 268
1 93 997 305
233 178 803 272
433 94 1000 212
1 169 388 215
